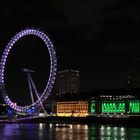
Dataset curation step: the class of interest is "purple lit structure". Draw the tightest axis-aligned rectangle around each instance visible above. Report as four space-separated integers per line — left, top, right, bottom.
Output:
0 29 57 113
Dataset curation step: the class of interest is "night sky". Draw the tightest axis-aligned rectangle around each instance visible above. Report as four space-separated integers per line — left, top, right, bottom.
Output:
0 0 140 104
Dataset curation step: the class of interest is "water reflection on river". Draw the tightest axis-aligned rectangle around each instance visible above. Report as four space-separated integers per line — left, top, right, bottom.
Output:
0 123 140 140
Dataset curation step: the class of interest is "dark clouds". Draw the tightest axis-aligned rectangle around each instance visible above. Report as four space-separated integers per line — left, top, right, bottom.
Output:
0 0 140 94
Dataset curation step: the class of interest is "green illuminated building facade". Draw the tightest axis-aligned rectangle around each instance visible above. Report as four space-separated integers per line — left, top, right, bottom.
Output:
90 101 96 113
90 95 140 115
129 100 140 113
102 102 125 113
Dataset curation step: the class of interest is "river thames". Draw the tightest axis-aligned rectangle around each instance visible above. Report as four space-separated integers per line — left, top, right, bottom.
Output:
0 123 140 140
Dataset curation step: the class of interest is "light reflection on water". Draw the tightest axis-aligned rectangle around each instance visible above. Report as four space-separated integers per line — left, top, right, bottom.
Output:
99 125 126 140
55 124 89 140
0 123 140 140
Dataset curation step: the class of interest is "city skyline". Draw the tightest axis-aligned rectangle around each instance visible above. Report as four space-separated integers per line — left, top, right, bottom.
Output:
1 2 140 140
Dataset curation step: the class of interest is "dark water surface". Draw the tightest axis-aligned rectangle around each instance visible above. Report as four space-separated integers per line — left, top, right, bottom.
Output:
0 123 140 140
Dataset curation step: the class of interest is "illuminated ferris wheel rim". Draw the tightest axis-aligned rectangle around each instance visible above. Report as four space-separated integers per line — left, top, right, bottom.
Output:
0 28 57 113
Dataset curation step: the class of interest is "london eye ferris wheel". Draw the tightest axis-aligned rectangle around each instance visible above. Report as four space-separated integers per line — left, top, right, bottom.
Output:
0 28 57 114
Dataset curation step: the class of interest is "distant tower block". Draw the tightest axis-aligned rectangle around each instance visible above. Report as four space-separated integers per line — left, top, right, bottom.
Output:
56 70 80 96
127 75 132 88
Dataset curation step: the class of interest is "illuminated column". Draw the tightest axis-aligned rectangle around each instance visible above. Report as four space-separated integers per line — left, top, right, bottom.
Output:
129 100 140 113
